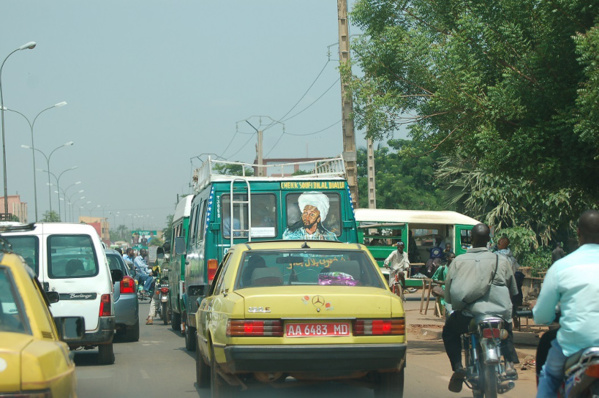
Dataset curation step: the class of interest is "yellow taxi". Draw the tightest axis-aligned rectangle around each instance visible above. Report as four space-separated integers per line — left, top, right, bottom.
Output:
195 240 406 398
0 249 80 397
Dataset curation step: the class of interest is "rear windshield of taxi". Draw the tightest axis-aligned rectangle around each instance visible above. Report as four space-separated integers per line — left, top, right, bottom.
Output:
235 249 385 289
48 235 99 279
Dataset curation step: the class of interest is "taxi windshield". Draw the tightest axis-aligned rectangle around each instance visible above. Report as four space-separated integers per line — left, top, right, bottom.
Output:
0 267 29 334
235 249 385 289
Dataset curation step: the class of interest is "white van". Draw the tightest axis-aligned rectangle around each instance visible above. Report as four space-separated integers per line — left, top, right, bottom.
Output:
2 223 116 364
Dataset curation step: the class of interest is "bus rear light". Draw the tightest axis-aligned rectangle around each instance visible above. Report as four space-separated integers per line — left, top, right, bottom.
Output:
207 259 218 283
99 294 112 316
120 276 135 294
227 320 283 337
353 319 405 336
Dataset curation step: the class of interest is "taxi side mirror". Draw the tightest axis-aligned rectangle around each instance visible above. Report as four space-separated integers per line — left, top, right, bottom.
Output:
54 316 85 342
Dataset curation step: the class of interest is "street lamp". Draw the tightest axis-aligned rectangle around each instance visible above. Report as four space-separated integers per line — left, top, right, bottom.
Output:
22 141 74 214
65 189 84 222
0 41 36 217
4 101 67 221
45 168 77 220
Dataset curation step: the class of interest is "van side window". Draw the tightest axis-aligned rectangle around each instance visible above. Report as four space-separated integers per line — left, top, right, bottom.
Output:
285 192 341 237
188 201 201 247
48 235 99 279
198 200 208 241
2 236 39 275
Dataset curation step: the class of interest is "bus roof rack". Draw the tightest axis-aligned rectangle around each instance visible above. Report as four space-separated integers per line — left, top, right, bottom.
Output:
191 156 347 193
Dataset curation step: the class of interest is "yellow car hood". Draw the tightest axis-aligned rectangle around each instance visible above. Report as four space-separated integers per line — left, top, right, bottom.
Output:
0 332 75 394
238 286 402 318
0 333 33 392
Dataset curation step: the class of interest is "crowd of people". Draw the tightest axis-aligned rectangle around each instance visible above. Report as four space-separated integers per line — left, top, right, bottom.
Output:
379 210 599 398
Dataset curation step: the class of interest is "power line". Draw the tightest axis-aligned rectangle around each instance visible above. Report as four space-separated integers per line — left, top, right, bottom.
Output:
265 120 341 157
282 78 340 122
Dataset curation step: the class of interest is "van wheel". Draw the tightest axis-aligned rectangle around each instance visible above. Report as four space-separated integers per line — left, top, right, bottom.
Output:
123 321 140 342
171 310 181 333
185 325 197 351
98 343 115 365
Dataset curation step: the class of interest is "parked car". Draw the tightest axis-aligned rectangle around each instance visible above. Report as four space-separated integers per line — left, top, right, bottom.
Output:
106 248 139 341
195 240 407 398
0 244 83 396
2 223 116 364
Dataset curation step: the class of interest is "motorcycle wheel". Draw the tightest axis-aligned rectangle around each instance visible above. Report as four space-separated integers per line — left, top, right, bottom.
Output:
185 325 197 351
483 364 498 398
161 302 168 325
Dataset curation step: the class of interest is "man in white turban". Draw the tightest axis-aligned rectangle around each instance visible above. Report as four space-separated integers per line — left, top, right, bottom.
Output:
283 192 338 241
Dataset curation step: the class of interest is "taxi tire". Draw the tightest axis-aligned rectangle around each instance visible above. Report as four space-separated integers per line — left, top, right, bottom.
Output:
171 310 181 333
185 325 197 351
374 367 404 398
98 343 115 365
196 341 210 388
210 345 237 397
124 320 140 342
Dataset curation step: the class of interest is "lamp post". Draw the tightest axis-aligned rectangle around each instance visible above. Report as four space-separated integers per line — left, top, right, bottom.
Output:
61 187 83 222
22 141 74 214
0 41 36 216
4 101 67 221
46 171 78 220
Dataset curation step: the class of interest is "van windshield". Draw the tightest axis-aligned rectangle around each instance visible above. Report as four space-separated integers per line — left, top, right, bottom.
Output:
48 235 99 279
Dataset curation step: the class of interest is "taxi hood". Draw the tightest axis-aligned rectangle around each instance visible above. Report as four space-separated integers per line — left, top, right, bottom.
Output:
0 333 34 392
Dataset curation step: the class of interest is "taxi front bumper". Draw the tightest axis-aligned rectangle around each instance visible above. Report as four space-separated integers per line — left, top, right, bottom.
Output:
223 343 406 373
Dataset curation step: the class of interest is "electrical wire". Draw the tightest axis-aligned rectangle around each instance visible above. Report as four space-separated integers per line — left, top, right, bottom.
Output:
282 78 340 122
265 120 341 157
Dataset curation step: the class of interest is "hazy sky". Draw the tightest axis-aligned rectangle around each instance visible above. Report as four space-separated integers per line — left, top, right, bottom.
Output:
0 0 367 231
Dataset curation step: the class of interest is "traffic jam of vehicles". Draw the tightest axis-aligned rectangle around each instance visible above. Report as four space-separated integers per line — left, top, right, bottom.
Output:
0 157 597 398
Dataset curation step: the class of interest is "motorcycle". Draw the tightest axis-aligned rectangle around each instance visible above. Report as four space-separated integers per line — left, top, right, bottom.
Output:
462 316 516 397
561 346 599 397
158 281 170 325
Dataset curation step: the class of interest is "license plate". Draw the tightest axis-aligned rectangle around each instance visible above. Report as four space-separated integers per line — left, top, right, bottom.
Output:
285 322 350 337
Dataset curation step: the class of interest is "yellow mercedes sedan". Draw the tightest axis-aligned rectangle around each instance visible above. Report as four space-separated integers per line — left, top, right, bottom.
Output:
195 240 406 398
0 250 80 397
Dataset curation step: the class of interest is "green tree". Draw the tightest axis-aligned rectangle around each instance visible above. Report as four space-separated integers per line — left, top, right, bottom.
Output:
349 0 599 257
41 211 60 222
357 139 447 210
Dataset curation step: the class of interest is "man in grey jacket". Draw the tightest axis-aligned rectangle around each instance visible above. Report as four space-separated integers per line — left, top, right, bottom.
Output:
442 223 519 393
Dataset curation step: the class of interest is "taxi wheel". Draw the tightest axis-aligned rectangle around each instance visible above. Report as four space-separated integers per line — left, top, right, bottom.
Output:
98 343 115 365
196 342 210 388
210 345 237 397
374 367 404 398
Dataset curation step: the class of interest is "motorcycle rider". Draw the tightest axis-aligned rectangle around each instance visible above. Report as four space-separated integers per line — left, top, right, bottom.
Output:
533 210 599 397
443 223 519 393
134 248 154 294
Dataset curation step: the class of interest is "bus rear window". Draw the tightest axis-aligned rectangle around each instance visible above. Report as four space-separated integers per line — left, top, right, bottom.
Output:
285 192 341 238
221 194 277 238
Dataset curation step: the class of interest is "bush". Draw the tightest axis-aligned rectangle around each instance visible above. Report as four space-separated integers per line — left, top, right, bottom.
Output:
521 248 552 277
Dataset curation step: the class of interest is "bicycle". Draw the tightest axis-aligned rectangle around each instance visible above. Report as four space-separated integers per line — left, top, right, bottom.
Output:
386 266 406 302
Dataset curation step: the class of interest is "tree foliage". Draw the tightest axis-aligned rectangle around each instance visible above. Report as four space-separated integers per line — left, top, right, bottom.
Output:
41 211 60 222
357 139 447 210
349 0 599 252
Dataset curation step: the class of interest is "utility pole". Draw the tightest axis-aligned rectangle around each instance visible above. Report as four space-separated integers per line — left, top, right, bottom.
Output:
367 138 376 208
337 0 358 208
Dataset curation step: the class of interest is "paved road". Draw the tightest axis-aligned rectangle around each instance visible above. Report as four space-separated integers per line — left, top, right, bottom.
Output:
75 299 538 397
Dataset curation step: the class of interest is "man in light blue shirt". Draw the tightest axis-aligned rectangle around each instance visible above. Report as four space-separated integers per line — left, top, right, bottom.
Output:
134 249 154 293
533 210 599 397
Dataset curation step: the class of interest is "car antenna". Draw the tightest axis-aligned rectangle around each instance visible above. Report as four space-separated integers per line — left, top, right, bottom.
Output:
301 241 310 249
